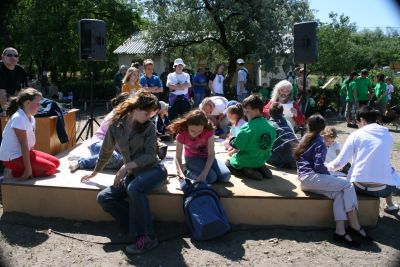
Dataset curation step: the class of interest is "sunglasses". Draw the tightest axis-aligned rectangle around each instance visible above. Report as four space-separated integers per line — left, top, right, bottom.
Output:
5 53 19 58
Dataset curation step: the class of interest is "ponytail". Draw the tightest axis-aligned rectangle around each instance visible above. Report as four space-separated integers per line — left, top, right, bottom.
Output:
293 114 326 160
6 88 42 117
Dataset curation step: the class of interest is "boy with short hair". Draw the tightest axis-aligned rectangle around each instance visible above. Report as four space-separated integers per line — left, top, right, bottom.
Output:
226 95 276 180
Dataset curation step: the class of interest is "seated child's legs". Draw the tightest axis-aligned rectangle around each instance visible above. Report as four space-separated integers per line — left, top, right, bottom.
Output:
209 158 231 183
353 183 397 198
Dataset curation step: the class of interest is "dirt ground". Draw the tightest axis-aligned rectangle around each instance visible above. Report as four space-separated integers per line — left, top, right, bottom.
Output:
0 111 400 267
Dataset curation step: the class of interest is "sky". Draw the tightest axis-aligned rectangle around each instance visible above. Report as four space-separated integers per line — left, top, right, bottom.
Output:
309 0 400 30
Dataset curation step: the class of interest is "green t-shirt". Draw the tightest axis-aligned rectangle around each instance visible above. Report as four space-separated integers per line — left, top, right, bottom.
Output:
345 80 357 102
229 116 276 169
292 78 298 99
355 77 372 101
340 79 348 97
259 87 269 102
375 82 388 105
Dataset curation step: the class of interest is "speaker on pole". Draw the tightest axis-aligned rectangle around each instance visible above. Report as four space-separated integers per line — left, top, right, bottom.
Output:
79 19 106 61
293 21 318 64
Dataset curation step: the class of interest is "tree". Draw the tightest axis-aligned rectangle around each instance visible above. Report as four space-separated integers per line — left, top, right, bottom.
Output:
143 0 313 85
311 13 357 76
312 13 400 76
0 0 142 82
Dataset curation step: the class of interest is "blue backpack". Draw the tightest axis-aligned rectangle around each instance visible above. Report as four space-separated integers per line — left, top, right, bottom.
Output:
181 179 230 241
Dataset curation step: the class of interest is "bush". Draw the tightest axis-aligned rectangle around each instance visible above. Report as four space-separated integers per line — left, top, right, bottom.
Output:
59 80 116 102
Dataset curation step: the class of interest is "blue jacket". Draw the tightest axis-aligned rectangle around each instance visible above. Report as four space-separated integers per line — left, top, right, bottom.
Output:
296 135 330 177
36 98 68 144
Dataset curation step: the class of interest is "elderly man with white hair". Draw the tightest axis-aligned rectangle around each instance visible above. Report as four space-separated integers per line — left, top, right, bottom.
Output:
263 80 305 128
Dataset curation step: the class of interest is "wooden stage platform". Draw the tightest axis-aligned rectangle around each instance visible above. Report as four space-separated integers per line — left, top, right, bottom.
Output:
1 141 380 227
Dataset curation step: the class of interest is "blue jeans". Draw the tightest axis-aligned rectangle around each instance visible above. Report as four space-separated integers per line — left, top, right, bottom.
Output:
193 92 205 108
78 141 123 170
185 157 231 184
97 163 167 237
354 183 397 198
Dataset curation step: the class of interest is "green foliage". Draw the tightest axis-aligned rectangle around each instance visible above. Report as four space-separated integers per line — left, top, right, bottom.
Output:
142 0 313 82
0 0 142 82
312 13 400 76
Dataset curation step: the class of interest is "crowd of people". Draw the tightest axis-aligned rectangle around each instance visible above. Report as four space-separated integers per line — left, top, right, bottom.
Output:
1 48 399 253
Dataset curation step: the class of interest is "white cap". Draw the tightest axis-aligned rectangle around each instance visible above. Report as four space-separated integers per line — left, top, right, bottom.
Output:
159 101 169 111
236 58 245 64
173 58 186 67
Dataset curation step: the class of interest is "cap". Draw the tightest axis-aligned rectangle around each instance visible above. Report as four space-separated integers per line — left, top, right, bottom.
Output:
236 58 245 64
173 58 186 67
159 101 169 111
361 69 369 74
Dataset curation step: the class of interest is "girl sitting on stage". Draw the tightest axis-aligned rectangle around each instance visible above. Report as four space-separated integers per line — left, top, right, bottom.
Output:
0 88 60 178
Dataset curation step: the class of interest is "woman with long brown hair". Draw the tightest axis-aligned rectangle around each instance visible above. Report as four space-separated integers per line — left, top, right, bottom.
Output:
81 90 167 254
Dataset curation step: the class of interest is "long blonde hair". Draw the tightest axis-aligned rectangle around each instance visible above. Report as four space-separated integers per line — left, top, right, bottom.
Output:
122 67 140 84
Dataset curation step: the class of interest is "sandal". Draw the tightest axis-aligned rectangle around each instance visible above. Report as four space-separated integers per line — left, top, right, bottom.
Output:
333 232 360 247
347 226 374 242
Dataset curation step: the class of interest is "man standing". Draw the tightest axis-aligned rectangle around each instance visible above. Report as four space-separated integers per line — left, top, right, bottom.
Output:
140 59 163 99
0 47 28 108
192 67 208 107
113 65 127 94
236 59 249 102
167 58 191 121
355 69 372 107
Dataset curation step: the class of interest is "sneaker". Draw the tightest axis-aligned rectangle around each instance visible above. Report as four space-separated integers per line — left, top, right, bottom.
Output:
68 159 80 172
241 168 263 181
384 204 399 213
126 235 158 254
257 165 273 179
68 155 81 161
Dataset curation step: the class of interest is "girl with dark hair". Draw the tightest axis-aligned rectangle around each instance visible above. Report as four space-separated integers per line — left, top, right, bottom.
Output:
0 88 60 178
294 114 370 247
68 93 130 171
208 64 225 96
81 90 167 254
168 109 231 184
374 73 388 115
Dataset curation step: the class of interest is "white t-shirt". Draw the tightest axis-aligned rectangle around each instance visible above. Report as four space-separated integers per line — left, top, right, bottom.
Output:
236 68 248 94
325 141 341 164
328 123 400 185
210 96 228 116
211 74 224 95
0 108 36 161
387 84 394 101
167 72 191 96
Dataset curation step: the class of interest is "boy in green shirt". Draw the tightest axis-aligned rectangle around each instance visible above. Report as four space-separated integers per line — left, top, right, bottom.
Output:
355 69 372 106
226 94 276 180
259 82 270 103
344 72 359 128
375 73 388 115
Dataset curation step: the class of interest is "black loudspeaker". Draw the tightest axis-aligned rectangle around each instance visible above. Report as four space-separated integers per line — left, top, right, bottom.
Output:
293 21 318 64
79 19 106 61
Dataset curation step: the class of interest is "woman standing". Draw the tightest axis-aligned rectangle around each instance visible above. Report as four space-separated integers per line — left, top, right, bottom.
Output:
81 91 167 254
208 64 225 97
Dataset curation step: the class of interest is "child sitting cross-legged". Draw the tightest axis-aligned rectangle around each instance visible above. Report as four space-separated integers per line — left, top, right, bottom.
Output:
167 109 231 184
225 95 276 180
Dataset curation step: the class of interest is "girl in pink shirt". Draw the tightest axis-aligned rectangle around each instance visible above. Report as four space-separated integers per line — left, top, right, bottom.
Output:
168 109 231 184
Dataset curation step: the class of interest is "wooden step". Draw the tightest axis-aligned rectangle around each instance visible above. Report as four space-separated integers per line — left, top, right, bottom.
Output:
1 141 379 227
